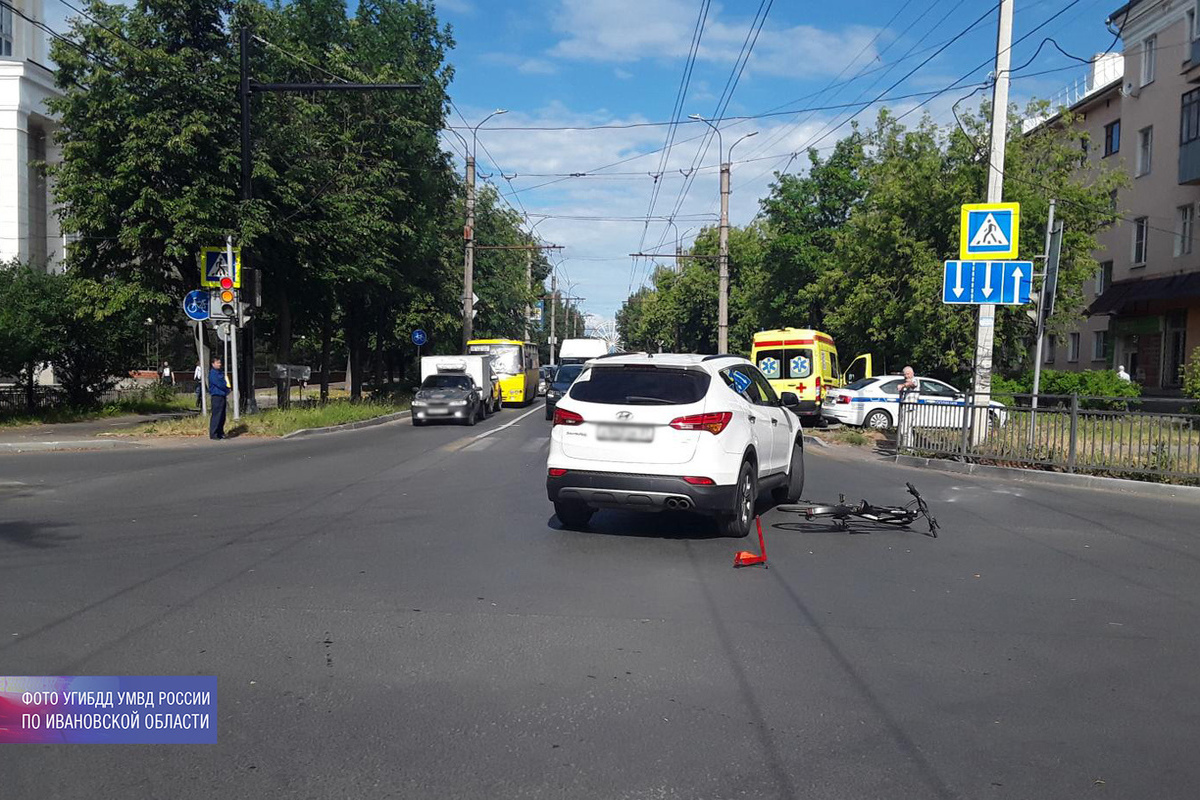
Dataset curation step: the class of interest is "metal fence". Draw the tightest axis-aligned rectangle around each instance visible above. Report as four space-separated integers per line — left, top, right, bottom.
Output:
897 392 1200 482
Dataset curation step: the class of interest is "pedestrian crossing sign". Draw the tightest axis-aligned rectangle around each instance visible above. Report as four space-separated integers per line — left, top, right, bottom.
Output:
960 202 1019 260
200 247 241 289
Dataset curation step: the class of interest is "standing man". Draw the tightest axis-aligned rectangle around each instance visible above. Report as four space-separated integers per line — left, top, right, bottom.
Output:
208 355 229 440
897 365 919 446
160 361 173 386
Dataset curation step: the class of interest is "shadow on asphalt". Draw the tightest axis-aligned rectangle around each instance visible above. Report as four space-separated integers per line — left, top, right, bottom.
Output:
0 520 79 549
548 510 733 540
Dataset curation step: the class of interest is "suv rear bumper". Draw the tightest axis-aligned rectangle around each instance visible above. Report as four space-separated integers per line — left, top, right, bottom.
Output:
547 470 736 514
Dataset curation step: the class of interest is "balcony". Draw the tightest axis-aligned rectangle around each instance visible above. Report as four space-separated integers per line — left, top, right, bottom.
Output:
1187 39 1200 83
1183 138 1200 184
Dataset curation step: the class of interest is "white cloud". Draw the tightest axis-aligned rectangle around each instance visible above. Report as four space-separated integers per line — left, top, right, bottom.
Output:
546 0 882 78
613 67 634 80
480 53 560 75
450 102 845 316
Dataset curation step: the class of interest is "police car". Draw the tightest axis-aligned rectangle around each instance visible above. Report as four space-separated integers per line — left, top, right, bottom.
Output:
823 375 1008 430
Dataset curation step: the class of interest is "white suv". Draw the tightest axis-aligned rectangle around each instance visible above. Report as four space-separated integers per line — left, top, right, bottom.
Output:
546 353 805 537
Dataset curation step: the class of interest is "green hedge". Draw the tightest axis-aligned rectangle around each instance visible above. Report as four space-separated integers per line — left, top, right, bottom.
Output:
991 368 1141 410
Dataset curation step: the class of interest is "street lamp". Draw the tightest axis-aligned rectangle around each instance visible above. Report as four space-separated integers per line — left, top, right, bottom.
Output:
687 114 756 353
454 109 508 350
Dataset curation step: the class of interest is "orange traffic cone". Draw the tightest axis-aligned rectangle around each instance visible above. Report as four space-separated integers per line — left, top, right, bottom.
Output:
733 516 768 568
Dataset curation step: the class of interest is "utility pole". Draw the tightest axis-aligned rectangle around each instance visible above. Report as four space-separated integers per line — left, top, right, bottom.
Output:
239 27 419 408
970 0 1013 441
549 272 557 365
449 109 508 351
718 161 730 353
463 152 476 350
688 116 755 354
525 248 532 341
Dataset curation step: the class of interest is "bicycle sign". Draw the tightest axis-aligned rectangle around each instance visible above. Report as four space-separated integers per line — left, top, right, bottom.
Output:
183 289 210 321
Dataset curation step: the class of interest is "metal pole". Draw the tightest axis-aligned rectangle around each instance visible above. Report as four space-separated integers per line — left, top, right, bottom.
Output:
196 320 207 416
463 154 475 350
971 0 1013 443
239 26 257 415
524 248 532 341
1030 198 1056 448
718 161 730 354
549 272 557 366
227 238 241 421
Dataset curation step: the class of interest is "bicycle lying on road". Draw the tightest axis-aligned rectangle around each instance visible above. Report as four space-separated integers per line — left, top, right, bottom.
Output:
777 483 940 538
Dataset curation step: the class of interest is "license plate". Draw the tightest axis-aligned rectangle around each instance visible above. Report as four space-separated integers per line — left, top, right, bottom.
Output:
427 408 449 415
596 425 654 443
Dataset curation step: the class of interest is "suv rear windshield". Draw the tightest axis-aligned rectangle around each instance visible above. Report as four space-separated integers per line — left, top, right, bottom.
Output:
569 367 710 405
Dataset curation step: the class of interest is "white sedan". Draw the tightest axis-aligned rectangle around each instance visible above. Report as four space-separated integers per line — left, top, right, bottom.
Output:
823 375 1008 430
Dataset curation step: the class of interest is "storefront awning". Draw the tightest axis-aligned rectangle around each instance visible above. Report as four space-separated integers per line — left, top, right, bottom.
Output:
1088 272 1200 315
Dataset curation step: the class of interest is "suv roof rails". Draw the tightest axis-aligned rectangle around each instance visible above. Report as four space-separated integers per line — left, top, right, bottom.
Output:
594 351 648 360
701 353 742 362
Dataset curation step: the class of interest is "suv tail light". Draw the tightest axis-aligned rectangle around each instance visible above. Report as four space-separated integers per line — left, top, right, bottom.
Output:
669 411 732 434
683 476 715 485
548 468 568 477
836 394 850 404
553 407 584 426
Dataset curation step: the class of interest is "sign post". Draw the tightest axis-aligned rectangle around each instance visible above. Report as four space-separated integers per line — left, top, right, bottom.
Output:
226 237 241 421
194 320 207 416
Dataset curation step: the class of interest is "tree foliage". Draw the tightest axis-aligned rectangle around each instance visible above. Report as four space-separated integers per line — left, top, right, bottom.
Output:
618 105 1124 384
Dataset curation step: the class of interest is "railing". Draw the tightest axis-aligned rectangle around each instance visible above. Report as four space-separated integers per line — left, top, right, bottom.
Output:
0 386 68 414
896 392 1200 482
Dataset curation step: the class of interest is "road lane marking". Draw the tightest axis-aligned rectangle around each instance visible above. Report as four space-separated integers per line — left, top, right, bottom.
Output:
470 404 542 441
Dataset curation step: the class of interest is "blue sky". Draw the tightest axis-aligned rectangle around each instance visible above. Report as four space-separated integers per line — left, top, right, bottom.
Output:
437 0 1128 326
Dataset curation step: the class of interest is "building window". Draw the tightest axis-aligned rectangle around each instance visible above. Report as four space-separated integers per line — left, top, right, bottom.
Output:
1142 35 1157 86
1133 217 1149 265
1104 120 1121 155
1096 261 1113 295
1093 330 1109 361
1183 89 1200 146
0 6 12 57
1068 333 1080 363
1044 335 1057 364
1137 126 1153 175
1178 205 1195 256
1189 8 1197 42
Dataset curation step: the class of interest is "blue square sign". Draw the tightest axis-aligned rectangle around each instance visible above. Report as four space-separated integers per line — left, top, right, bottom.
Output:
943 260 1033 305
943 261 973 304
960 202 1019 260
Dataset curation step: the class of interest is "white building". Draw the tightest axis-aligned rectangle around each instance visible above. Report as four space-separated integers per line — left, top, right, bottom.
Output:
1 0 64 272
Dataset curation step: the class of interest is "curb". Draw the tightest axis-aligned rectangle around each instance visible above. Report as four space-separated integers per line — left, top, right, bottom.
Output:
894 454 1200 501
0 440 146 453
803 434 829 449
281 410 411 440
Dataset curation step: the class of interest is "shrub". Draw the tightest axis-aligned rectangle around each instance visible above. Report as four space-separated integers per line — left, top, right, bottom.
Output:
991 368 1140 409
1183 347 1200 404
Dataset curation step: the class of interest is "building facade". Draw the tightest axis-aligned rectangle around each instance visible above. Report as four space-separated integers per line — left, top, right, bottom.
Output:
0 0 64 273
1044 0 1200 392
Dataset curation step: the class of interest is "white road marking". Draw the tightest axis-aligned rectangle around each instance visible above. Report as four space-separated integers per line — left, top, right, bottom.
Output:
470 405 543 441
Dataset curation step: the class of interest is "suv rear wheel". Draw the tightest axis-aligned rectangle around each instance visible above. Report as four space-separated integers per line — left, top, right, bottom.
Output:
771 442 805 504
717 460 756 538
554 500 594 530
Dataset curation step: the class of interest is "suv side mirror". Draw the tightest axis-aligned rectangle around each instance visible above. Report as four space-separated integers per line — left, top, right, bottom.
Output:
779 391 800 408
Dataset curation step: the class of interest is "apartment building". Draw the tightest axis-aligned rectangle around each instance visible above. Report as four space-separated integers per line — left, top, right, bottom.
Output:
0 0 64 272
1041 0 1200 392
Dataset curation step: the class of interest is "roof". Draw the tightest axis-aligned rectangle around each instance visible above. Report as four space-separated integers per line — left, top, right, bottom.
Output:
1106 1 1141 25
1088 272 1200 315
587 353 747 369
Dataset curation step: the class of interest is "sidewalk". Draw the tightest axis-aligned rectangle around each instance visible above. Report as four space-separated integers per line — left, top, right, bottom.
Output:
0 412 195 452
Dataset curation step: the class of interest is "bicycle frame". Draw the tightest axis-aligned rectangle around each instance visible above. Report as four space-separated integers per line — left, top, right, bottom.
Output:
778 483 939 537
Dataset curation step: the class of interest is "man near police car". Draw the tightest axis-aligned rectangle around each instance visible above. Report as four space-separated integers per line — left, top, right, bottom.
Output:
208 355 229 440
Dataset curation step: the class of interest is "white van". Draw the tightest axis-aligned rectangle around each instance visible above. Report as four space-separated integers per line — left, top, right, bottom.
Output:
557 338 609 365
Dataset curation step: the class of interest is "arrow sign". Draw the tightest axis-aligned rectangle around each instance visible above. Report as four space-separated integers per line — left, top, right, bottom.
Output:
942 261 974 304
971 262 1003 303
1001 261 1033 304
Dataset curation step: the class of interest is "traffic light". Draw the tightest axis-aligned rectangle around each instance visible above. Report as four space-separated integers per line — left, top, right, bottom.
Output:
210 278 238 321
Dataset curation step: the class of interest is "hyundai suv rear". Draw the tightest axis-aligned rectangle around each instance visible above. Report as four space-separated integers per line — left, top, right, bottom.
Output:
546 354 805 537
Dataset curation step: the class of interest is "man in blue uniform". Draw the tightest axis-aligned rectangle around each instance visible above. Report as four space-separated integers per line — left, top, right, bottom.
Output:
208 355 229 440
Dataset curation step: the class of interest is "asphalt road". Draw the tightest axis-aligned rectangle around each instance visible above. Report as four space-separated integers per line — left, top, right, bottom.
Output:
3 407 1200 799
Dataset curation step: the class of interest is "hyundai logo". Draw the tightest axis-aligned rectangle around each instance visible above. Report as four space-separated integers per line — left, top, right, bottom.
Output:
616 411 633 420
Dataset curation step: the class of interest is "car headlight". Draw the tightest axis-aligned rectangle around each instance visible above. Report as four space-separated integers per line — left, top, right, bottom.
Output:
412 400 427 407
448 399 467 406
